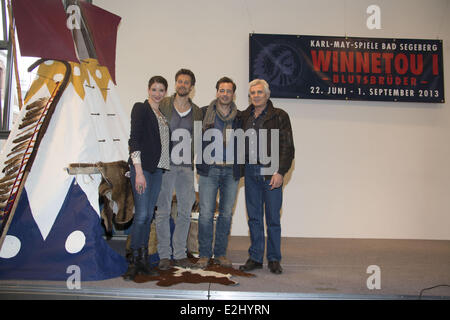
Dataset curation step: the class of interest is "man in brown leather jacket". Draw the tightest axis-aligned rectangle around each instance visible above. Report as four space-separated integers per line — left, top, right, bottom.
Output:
239 79 295 275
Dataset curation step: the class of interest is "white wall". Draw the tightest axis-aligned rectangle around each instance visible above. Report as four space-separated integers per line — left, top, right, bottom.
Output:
96 0 450 240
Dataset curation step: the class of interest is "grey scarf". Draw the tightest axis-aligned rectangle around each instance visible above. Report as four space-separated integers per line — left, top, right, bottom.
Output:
203 99 237 145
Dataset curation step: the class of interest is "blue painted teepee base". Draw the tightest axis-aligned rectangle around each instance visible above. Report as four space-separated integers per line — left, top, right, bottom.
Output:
0 180 127 281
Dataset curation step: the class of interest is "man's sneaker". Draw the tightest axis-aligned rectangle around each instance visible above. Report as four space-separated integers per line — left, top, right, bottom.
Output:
214 256 232 268
195 257 210 269
174 258 196 269
158 258 171 271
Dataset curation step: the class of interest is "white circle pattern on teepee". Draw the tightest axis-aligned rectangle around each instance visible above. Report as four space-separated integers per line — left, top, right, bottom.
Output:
0 235 21 258
65 230 86 254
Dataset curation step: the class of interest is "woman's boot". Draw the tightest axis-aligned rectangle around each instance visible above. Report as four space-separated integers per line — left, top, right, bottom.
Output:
137 247 159 276
122 249 138 281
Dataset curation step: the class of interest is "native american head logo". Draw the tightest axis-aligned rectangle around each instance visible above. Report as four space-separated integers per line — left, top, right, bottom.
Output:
252 43 303 88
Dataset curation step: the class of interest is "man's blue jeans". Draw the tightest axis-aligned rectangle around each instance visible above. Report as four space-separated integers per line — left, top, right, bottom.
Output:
198 166 239 258
129 166 163 250
244 164 282 263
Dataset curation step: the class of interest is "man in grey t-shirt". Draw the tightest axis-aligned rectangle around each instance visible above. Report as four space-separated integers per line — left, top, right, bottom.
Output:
155 69 203 270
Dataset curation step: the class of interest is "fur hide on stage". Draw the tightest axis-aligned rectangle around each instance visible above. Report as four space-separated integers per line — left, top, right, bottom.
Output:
133 260 255 287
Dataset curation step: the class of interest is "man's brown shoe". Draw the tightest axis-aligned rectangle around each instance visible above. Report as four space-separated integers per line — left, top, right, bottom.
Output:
268 261 283 274
239 258 262 271
174 258 197 269
196 257 210 269
214 256 232 268
158 258 171 271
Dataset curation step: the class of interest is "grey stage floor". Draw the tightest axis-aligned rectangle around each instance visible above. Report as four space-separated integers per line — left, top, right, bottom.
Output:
0 236 449 300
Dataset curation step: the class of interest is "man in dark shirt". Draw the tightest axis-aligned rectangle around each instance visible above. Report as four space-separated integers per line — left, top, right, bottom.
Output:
239 79 295 275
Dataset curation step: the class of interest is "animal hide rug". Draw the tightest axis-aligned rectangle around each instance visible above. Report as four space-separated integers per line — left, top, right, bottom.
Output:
133 260 255 287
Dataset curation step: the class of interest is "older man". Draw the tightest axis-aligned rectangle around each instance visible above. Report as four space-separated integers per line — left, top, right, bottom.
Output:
239 79 295 274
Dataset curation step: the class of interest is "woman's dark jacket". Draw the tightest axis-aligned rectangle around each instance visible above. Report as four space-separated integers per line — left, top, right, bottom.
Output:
128 100 162 173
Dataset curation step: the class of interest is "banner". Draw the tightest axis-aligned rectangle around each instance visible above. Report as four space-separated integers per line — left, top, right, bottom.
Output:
249 34 444 103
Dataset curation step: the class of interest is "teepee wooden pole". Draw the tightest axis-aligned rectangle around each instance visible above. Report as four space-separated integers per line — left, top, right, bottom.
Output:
7 0 22 109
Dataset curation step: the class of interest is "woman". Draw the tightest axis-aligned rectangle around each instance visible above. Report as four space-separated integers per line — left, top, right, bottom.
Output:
123 76 170 281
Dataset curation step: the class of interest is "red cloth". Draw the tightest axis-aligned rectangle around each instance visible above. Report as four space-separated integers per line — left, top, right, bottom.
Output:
12 0 78 62
12 0 121 84
79 1 121 84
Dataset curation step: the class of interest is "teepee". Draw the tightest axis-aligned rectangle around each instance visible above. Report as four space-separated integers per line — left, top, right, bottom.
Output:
0 0 130 280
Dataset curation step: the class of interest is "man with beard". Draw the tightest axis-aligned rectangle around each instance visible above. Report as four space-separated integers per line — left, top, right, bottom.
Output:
155 69 203 270
195 77 242 269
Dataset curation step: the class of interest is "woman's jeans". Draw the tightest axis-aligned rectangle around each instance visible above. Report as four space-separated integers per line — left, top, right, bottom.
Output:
198 166 239 258
129 166 163 250
244 164 282 263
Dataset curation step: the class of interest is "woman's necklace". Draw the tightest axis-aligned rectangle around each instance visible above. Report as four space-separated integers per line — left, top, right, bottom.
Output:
149 102 162 117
